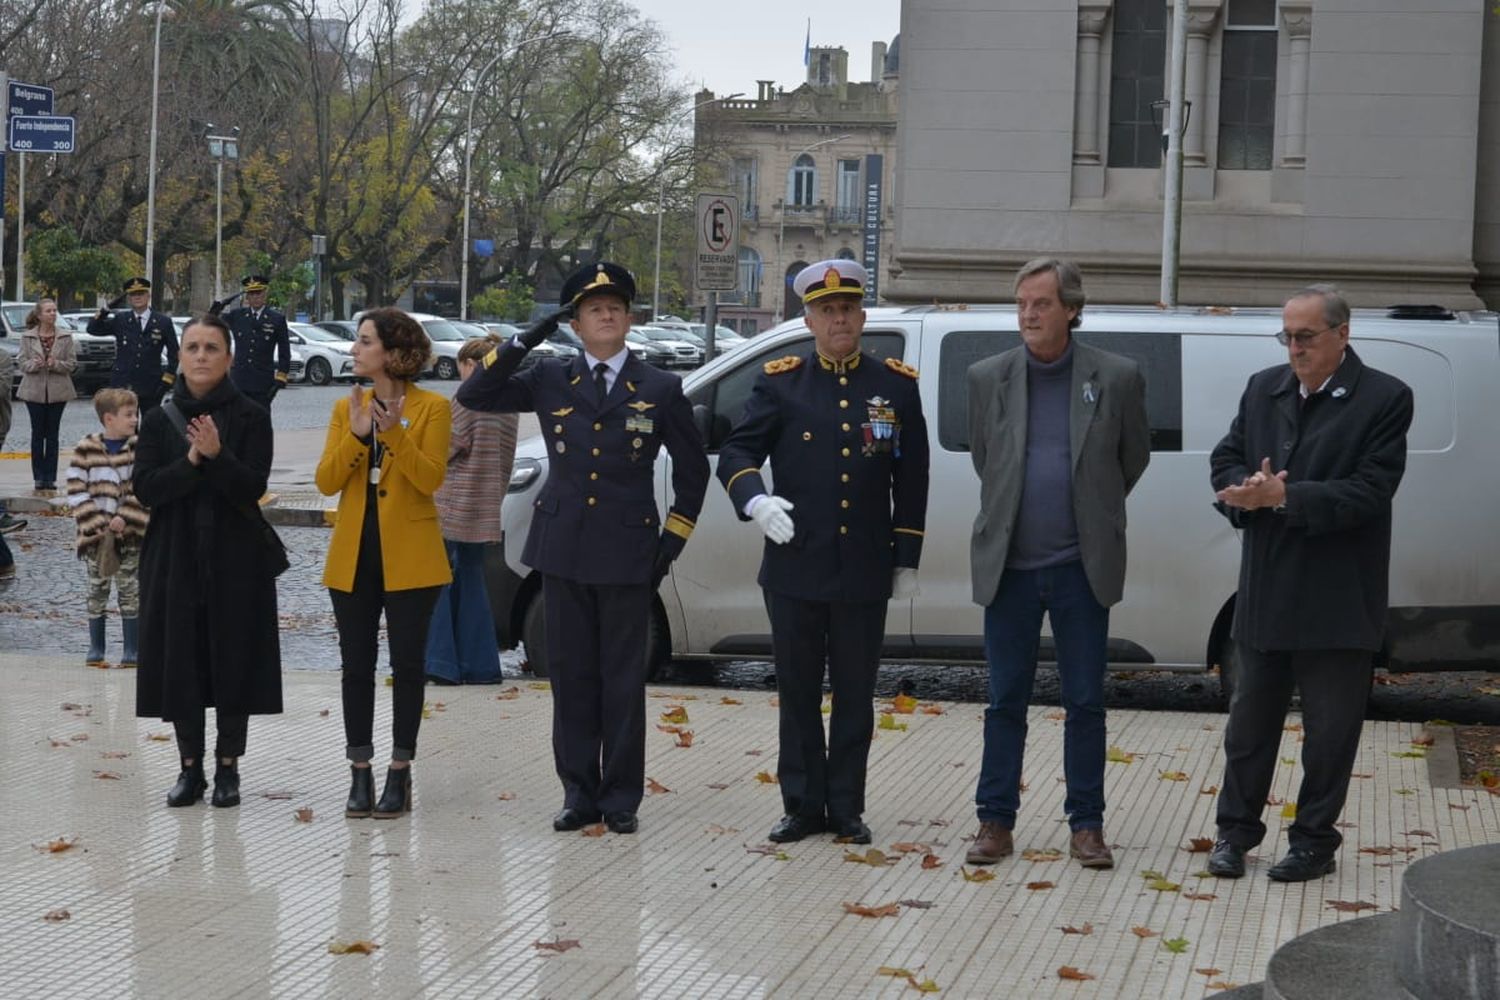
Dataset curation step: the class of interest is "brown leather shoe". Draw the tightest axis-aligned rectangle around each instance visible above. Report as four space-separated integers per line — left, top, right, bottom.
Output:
1069 828 1114 869
964 821 1013 865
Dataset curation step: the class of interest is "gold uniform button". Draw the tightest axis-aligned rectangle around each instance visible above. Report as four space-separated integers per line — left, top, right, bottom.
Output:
840 526 848 535
554 424 563 433
841 422 850 432
587 497 597 506
839 399 849 409
592 447 601 456
841 447 850 457
841 499 850 509
590 472 599 480
841 473 850 482
839 376 848 386
594 422 603 431
802 431 812 441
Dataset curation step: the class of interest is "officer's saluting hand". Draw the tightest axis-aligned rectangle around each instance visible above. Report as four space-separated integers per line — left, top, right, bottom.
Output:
456 261 709 837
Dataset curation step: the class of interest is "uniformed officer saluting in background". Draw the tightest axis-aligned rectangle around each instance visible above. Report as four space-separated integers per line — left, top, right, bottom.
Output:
221 275 291 411
89 277 179 412
718 259 930 845
456 261 709 836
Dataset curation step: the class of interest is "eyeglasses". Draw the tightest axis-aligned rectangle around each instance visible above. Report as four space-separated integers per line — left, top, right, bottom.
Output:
1275 325 1341 347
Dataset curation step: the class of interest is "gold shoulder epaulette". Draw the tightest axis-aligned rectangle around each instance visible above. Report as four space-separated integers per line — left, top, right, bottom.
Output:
764 355 804 375
885 357 919 379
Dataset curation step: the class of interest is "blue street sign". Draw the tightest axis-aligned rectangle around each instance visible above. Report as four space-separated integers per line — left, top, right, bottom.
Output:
8 115 75 154
6 81 53 117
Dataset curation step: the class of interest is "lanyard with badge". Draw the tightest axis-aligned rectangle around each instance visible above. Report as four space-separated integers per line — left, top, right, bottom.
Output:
369 397 389 485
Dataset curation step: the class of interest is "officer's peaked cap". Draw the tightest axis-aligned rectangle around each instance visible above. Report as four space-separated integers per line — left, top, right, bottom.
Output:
795 259 866 304
560 261 635 309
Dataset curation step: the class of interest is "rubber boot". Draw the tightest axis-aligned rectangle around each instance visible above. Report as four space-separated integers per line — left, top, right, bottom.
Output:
120 617 139 669
86 617 107 668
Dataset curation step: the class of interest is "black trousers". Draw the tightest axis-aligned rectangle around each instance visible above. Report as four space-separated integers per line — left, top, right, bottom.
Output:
242 389 275 412
175 712 248 763
542 574 651 815
330 541 441 763
765 591 887 821
25 401 65 486
1216 643 1373 855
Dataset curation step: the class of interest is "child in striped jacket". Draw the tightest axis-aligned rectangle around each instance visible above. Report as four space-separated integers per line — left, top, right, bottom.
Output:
67 388 150 667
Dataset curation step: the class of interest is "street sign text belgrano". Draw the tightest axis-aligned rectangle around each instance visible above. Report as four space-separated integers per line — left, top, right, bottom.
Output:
9 115 75 153
695 193 739 292
6 81 53 118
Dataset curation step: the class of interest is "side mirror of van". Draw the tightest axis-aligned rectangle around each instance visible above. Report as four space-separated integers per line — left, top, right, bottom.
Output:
692 403 713 445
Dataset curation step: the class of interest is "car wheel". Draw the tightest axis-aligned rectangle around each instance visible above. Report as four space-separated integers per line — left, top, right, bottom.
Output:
435 357 458 380
307 357 332 386
521 589 668 680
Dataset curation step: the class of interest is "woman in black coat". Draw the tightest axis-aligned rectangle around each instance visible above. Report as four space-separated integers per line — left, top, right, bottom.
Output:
134 314 282 808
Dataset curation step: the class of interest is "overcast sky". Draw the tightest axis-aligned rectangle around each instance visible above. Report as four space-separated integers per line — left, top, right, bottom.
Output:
634 0 902 96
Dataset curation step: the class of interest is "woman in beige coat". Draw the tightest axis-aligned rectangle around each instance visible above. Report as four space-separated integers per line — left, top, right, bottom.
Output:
17 298 78 492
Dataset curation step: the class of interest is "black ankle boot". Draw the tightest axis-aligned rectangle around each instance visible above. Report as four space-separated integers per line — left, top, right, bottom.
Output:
211 761 240 808
346 766 374 818
166 761 207 807
372 766 412 818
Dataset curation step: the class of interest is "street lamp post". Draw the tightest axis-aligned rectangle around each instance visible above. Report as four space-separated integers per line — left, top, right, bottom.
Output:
460 31 567 321
651 92 743 322
144 0 166 282
775 133 850 320
206 126 240 303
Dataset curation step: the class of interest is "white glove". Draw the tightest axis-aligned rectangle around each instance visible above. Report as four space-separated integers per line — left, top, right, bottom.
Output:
891 567 920 600
749 495 796 545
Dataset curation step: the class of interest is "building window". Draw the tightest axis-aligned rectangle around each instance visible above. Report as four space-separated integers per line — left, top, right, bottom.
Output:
836 159 861 219
836 247 857 260
788 154 817 207
1218 0 1277 170
738 246 762 305
1107 0 1167 168
732 157 758 215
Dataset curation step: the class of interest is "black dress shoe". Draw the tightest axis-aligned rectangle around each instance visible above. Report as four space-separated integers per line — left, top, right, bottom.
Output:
1206 840 1247 878
830 815 873 844
166 762 207 807
604 811 639 834
210 762 241 808
553 807 602 832
346 765 374 817
372 766 412 818
1268 847 1336 882
768 813 826 843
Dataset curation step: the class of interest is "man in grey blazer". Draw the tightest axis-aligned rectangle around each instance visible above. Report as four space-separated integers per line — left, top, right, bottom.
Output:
963 258 1150 870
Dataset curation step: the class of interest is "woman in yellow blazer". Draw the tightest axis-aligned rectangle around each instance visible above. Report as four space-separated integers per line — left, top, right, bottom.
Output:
316 307 451 819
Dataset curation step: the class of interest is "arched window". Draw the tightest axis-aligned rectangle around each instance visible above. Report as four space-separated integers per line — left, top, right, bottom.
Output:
836 247 857 261
788 154 816 207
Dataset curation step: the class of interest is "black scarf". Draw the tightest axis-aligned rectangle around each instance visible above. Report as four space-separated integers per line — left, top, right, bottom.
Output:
169 376 244 596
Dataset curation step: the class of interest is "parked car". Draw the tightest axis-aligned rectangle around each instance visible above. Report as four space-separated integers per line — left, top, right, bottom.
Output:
285 343 308 384
7 304 116 394
688 323 748 352
487 303 1500 689
314 320 358 341
287 322 356 385
628 327 700 369
483 322 522 340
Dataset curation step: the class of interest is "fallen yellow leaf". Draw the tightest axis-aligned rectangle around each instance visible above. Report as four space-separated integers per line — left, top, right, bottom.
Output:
878 713 908 731
1021 847 1064 862
328 940 380 955
755 770 778 784
961 867 995 882
660 706 690 725
1281 802 1298 819
842 901 901 917
888 694 918 715
1106 746 1135 764
1159 770 1189 781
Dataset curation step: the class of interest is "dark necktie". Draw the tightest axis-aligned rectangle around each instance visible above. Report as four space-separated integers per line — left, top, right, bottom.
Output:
593 362 609 405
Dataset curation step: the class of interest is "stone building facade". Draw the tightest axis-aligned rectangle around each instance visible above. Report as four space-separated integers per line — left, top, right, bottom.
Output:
694 42 900 332
890 0 1500 309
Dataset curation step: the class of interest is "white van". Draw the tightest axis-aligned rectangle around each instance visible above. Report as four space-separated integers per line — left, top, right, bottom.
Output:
488 304 1500 695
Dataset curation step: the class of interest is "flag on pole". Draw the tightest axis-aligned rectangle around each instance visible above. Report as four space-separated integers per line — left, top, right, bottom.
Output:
803 19 811 66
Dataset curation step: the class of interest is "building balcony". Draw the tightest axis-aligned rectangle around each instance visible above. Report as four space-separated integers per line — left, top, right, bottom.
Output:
718 290 762 308
776 201 827 228
827 206 862 227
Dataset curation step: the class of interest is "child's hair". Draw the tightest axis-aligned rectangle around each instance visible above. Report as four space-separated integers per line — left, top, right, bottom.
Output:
457 336 499 365
94 387 139 421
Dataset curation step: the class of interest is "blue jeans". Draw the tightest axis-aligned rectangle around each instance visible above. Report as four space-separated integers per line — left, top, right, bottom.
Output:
975 560 1109 831
424 540 502 683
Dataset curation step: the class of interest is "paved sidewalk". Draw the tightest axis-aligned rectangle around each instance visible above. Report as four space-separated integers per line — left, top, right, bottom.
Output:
1 654 1492 998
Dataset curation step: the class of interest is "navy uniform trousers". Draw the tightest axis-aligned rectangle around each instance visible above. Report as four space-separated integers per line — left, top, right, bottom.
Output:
719 348 929 822
457 340 708 816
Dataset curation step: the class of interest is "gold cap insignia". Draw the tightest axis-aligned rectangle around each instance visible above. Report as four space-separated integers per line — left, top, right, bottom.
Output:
824 267 841 289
